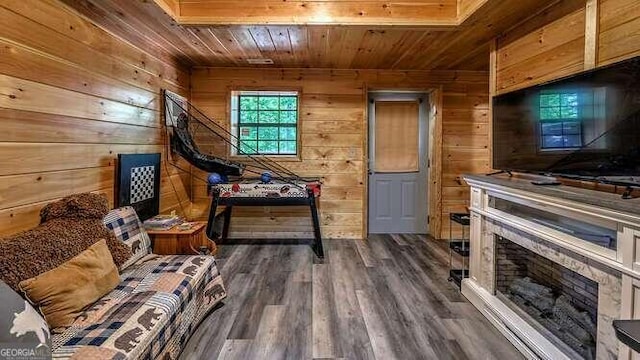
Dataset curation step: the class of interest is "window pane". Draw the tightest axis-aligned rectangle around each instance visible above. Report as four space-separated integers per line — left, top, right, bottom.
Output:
561 94 578 107
540 94 560 107
541 107 561 120
542 135 564 148
239 126 257 140
258 141 279 153
258 127 278 140
259 97 279 110
561 106 578 119
564 135 582 148
239 140 257 154
240 96 258 110
279 141 297 154
563 121 581 135
280 111 297 124
280 96 297 110
279 127 296 140
540 108 551 120
259 111 279 123
240 110 258 123
541 122 563 135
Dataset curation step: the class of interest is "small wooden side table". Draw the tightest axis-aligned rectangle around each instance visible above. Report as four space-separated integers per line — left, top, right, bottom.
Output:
146 221 217 256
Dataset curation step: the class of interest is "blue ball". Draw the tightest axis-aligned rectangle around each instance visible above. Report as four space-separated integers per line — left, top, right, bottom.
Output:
261 172 272 183
208 173 222 185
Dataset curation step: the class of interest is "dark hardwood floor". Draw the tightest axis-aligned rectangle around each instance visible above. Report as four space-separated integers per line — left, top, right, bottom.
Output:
181 235 523 360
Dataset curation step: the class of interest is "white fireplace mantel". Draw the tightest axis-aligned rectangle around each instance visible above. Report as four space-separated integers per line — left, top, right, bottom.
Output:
462 174 640 360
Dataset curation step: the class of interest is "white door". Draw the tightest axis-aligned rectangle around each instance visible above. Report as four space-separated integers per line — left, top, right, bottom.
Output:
368 93 429 234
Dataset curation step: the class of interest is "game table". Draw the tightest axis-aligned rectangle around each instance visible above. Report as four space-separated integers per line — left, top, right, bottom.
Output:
205 181 324 258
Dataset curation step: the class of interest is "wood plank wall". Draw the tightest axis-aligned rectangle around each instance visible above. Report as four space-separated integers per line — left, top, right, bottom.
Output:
598 0 640 66
495 0 640 94
0 0 191 237
190 68 489 239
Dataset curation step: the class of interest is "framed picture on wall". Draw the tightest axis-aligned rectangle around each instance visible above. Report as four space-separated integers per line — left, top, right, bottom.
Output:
116 153 161 221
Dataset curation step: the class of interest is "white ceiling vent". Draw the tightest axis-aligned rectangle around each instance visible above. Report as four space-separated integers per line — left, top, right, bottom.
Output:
247 58 274 65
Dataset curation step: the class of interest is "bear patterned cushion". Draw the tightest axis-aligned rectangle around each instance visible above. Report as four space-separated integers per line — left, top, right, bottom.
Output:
50 254 226 360
103 207 152 270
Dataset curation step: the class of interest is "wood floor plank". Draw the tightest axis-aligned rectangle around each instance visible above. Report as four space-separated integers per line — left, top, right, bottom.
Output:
281 278 312 359
328 240 376 360
217 340 253 360
180 235 523 360
253 305 288 359
354 239 378 268
365 258 441 359
312 263 341 359
355 289 399 360
389 233 409 246
226 247 288 339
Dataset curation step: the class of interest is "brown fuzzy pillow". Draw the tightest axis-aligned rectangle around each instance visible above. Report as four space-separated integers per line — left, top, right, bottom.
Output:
0 196 131 292
40 193 110 223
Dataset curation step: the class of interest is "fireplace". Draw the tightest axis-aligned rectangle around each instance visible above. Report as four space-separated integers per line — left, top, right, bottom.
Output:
496 235 598 359
462 175 630 359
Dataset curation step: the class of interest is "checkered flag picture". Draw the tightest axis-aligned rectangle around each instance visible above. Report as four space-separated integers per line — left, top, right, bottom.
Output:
130 166 155 204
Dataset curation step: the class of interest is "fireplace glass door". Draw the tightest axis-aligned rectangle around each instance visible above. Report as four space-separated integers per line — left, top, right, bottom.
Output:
495 235 598 359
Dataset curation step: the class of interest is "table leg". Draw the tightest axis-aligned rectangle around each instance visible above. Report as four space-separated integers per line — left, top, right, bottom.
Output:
308 190 324 259
206 188 221 241
222 206 232 241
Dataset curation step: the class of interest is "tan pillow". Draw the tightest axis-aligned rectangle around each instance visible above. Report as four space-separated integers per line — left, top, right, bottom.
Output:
19 239 120 329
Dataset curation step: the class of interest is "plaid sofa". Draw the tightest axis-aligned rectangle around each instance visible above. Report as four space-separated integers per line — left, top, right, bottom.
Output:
103 207 153 270
50 208 226 359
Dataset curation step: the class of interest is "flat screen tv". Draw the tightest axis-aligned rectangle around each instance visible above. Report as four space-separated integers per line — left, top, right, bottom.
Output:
493 56 640 182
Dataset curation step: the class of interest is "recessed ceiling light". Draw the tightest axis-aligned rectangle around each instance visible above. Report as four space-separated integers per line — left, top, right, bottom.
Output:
247 58 274 65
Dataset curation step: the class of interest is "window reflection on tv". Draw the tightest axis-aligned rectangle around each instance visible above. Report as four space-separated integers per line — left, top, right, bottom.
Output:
493 56 640 179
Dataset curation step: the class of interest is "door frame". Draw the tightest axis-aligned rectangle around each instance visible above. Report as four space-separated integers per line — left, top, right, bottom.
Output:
365 90 434 235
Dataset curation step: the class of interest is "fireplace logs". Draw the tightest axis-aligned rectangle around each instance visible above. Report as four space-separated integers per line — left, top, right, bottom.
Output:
509 277 554 313
507 277 596 359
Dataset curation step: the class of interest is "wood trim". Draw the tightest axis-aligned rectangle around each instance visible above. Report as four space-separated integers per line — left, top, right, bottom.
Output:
173 1 459 26
488 38 497 171
428 87 444 239
584 0 599 70
458 0 490 24
176 17 460 28
362 82 369 239
153 0 179 18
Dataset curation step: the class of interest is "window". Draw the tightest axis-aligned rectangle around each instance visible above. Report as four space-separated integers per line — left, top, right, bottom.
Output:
231 91 298 156
539 93 582 149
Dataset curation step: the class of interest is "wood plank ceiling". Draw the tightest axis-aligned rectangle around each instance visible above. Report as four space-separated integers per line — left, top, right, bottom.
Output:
62 0 575 70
